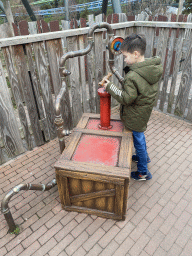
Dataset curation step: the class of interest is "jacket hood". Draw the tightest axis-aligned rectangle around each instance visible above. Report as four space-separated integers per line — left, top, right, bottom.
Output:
129 56 163 85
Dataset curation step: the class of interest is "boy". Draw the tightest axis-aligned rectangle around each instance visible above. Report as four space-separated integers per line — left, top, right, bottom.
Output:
103 33 163 181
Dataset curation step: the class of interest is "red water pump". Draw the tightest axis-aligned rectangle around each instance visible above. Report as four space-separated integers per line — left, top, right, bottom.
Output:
98 73 113 130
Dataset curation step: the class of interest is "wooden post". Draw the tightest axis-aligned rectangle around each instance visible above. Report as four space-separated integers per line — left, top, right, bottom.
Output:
2 0 14 36
177 0 184 21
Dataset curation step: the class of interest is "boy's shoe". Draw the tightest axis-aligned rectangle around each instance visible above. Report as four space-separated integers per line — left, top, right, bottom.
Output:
131 171 152 181
132 155 151 163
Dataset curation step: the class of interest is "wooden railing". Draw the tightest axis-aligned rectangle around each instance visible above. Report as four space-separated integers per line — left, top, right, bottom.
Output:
0 20 192 164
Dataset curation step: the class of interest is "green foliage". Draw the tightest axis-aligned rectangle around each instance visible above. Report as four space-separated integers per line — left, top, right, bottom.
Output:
183 0 192 14
80 7 89 19
10 226 20 235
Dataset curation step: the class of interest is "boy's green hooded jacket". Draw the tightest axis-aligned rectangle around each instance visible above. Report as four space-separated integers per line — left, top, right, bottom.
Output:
106 57 163 132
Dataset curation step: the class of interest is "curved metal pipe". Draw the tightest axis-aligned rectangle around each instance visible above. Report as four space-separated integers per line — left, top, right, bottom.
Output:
1 179 57 233
60 22 114 68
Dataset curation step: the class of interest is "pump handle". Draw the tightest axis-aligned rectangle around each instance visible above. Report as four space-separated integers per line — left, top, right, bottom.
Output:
99 72 112 86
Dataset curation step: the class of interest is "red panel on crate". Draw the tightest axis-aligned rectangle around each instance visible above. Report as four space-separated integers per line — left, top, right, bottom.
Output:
86 119 124 132
72 134 121 166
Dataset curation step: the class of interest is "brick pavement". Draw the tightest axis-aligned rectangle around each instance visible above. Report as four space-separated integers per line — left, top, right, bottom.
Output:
0 109 192 256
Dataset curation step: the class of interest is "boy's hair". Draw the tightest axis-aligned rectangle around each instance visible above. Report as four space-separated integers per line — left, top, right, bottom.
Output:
120 34 146 56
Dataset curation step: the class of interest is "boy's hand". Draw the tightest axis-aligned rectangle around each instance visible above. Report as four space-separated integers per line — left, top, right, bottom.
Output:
103 79 110 90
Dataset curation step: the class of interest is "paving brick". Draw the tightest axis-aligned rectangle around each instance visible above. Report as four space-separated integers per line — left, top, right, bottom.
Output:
5 244 24 256
131 194 149 211
171 187 186 204
32 237 57 256
0 247 7 256
21 241 42 256
145 215 164 237
31 211 54 231
39 222 62 245
36 200 59 219
45 210 67 229
174 211 191 231
101 218 116 232
167 243 182 256
6 228 32 251
49 234 74 256
159 201 176 219
98 225 120 248
60 212 78 226
83 227 105 251
72 246 87 256
145 192 162 209
160 227 180 251
22 225 47 248
55 219 78 242
99 240 119 256
129 233 150 256
158 179 172 194
71 216 93 238
115 221 135 244
144 230 165 255
145 203 162 223
175 225 192 248
158 190 174 207
172 199 188 217
86 244 103 256
86 217 106 235
116 209 136 229
180 239 192 256
129 219 149 241
131 206 149 225
75 213 88 223
65 231 89 255
113 236 134 256
159 213 177 235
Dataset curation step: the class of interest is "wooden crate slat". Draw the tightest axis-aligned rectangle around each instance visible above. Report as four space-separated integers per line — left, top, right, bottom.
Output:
94 180 107 211
0 58 24 162
81 179 94 208
159 29 177 111
167 30 185 114
2 47 33 150
13 45 44 146
114 185 124 217
55 162 129 182
70 188 116 203
64 205 122 220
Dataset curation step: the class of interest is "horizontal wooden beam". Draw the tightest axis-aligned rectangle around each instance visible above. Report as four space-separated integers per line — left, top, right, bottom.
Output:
0 21 191 48
70 188 116 203
64 205 122 220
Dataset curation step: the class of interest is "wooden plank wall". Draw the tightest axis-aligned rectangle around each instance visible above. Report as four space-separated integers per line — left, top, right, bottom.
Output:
1 14 192 164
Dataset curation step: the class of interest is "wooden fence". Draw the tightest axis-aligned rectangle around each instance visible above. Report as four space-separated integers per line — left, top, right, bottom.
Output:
1 18 192 165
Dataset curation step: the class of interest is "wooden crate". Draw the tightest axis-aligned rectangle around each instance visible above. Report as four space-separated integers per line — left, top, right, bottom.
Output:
54 113 133 220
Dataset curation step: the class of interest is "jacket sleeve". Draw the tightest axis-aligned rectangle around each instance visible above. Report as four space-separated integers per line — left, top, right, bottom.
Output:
106 77 138 105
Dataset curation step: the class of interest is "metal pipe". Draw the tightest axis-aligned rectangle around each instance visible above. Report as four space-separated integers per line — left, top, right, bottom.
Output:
1 179 57 233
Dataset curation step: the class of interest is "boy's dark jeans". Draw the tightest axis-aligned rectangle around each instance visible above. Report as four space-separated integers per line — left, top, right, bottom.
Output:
132 131 149 175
